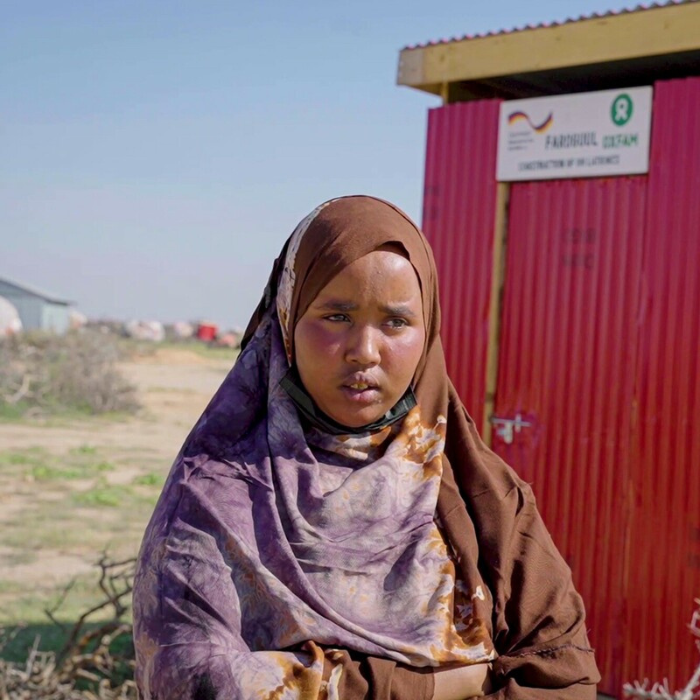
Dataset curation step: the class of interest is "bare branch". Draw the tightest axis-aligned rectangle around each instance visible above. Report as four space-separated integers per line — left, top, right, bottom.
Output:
625 599 700 700
0 555 138 698
44 579 78 632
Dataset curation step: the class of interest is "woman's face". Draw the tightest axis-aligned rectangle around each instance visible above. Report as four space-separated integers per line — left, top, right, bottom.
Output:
294 249 425 428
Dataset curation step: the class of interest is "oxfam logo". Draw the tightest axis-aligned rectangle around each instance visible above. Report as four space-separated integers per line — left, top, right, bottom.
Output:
611 94 633 126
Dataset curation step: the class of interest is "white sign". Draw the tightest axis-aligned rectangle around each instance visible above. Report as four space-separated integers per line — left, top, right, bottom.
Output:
496 87 653 181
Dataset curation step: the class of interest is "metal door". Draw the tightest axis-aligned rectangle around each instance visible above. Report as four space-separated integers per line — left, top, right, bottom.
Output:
492 176 648 695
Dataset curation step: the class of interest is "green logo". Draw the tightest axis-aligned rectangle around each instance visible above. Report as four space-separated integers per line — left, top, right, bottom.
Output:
611 94 633 126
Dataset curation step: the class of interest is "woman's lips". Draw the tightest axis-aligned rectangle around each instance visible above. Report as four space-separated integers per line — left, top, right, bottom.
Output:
340 386 381 404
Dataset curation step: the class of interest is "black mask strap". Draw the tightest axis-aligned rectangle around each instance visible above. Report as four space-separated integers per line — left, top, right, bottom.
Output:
280 368 416 436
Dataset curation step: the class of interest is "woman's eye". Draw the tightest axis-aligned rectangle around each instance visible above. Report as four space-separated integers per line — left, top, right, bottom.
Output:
386 318 408 329
324 314 350 323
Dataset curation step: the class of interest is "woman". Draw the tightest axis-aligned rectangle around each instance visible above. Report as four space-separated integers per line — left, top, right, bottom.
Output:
133 196 599 699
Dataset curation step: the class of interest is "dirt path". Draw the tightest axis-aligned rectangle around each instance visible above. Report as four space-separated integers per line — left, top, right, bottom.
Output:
0 348 233 620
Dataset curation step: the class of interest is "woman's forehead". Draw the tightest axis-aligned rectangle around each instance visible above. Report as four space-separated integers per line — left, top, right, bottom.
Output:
314 250 420 292
310 251 423 311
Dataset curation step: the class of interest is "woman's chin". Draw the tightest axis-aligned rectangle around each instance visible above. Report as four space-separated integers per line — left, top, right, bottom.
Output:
318 389 388 429
325 405 386 430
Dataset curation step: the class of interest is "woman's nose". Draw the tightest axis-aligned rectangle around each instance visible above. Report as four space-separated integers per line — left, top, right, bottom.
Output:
345 325 381 366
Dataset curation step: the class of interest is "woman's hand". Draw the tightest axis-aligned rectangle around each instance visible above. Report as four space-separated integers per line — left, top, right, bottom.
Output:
431 662 492 700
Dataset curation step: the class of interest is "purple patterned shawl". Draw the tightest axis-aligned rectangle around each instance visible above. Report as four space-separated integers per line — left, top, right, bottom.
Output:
133 197 495 700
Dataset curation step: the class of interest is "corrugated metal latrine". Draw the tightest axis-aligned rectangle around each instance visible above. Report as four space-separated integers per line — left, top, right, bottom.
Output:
422 100 501 427
423 79 700 697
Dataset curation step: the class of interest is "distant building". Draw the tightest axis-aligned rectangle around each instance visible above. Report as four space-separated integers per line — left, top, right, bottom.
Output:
0 277 72 334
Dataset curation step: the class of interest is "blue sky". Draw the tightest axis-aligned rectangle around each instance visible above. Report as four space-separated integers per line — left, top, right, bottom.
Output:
2 0 639 327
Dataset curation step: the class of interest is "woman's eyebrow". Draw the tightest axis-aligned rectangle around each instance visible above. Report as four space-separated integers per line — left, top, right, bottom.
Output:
380 304 418 318
317 300 358 311
315 301 418 317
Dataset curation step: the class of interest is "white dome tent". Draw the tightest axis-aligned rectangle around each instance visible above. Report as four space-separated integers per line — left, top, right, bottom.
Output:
0 295 22 338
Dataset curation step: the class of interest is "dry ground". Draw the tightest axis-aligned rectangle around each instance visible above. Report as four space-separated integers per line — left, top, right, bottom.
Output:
0 346 234 624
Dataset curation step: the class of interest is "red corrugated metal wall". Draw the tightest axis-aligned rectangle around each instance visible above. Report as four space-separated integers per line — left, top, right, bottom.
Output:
493 177 647 694
623 77 700 692
424 78 700 697
422 100 501 426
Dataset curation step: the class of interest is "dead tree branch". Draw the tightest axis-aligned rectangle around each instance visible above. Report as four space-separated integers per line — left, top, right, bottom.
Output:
624 599 700 700
0 555 137 699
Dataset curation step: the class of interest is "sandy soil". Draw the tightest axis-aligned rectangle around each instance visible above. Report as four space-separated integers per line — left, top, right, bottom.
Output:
0 347 234 614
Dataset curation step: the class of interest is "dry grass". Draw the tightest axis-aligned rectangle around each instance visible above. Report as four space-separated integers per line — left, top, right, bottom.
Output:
0 442 165 623
0 331 140 419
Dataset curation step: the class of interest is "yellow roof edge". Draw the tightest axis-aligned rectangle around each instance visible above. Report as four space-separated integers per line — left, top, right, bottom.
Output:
397 2 700 91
